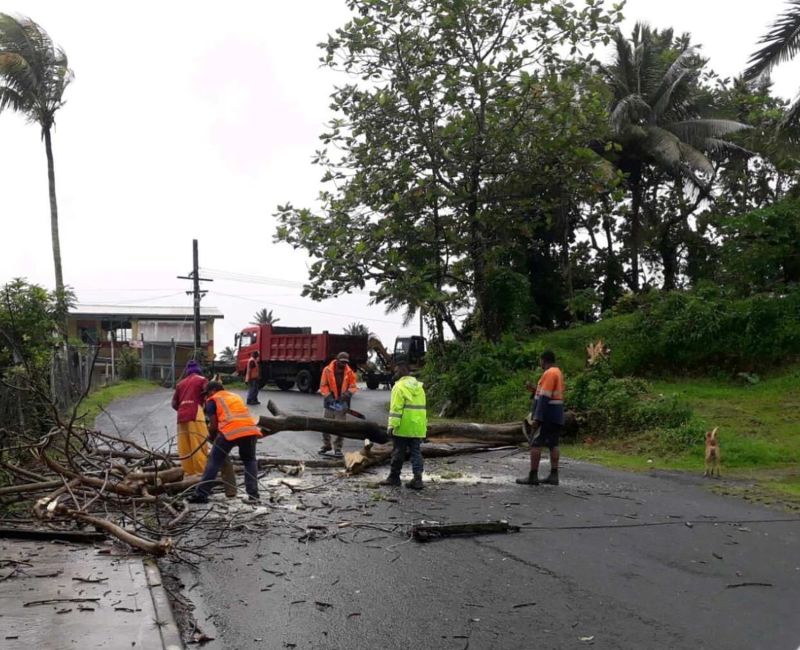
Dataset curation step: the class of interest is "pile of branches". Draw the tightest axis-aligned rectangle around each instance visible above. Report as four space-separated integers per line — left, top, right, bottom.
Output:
1 422 202 556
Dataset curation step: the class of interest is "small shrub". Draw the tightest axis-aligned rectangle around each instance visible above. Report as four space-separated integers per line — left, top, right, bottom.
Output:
117 347 141 380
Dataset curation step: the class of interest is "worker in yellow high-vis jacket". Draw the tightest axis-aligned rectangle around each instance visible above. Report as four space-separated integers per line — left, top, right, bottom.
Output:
379 363 427 490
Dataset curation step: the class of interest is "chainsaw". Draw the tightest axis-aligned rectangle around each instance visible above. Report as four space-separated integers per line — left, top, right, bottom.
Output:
330 399 366 420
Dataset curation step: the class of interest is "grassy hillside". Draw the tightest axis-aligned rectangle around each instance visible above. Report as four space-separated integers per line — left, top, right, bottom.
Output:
425 295 800 504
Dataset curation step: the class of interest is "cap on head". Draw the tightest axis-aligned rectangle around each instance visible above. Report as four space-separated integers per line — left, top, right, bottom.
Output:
185 359 202 375
336 351 350 361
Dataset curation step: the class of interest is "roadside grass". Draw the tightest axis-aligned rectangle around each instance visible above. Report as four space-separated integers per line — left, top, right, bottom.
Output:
562 366 800 504
76 378 160 426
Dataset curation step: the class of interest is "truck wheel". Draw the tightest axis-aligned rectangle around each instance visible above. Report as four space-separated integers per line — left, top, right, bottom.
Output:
296 369 313 393
275 379 295 391
366 373 380 390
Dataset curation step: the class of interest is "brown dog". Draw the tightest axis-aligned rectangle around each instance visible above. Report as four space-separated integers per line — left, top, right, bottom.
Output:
704 427 721 478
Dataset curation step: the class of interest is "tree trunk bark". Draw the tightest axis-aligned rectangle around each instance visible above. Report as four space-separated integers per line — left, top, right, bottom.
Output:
629 180 642 293
257 413 559 446
43 128 67 337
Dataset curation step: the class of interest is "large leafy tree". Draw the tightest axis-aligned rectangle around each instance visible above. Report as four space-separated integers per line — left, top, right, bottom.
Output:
602 24 748 291
276 0 623 341
251 308 280 326
0 15 73 332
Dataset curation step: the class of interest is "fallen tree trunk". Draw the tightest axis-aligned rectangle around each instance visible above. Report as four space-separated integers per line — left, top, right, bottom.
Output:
258 414 524 445
258 414 391 444
259 409 577 446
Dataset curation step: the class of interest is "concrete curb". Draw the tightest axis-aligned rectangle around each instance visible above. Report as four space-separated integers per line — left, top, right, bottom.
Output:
143 558 184 650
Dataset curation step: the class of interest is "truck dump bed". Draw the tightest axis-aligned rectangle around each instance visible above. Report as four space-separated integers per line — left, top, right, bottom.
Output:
264 330 367 364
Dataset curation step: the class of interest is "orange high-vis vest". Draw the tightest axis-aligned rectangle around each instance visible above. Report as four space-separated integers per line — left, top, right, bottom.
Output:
319 360 358 399
245 357 260 382
208 390 261 442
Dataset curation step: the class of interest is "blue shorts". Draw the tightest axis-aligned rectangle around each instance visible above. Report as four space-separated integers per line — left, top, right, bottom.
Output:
531 421 562 449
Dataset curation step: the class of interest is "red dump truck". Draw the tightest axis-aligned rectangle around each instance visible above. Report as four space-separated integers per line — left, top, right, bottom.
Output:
234 324 368 393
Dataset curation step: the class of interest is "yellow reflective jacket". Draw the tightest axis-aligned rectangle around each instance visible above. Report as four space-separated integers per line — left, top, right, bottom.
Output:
387 376 427 438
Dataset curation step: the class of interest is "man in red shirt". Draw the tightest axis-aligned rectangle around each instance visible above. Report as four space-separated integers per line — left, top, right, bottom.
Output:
517 350 565 486
171 359 210 476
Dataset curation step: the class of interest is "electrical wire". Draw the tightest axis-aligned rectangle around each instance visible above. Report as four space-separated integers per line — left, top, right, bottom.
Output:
210 289 405 325
201 267 370 295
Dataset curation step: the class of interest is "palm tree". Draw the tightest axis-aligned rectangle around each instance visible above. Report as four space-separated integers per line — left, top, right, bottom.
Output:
0 14 73 326
343 322 373 338
251 308 280 325
218 346 236 363
746 1 800 125
603 24 748 291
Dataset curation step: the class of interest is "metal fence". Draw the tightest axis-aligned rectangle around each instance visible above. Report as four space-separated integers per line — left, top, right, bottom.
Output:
140 340 199 387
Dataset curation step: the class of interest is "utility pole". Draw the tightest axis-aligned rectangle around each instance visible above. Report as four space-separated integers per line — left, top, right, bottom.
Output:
177 239 213 358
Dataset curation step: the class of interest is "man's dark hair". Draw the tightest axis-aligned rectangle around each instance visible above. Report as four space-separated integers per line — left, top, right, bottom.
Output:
251 351 260 358
541 350 556 365
205 380 224 394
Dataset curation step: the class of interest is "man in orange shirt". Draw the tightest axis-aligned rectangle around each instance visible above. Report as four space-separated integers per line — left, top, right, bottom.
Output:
318 351 358 458
517 350 565 486
245 351 261 406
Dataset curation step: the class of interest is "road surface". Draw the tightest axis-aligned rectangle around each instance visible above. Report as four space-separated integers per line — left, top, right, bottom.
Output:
98 384 800 650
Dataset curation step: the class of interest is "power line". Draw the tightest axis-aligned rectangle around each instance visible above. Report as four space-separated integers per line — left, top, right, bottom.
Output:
210 290 404 325
78 292 186 305
201 267 371 295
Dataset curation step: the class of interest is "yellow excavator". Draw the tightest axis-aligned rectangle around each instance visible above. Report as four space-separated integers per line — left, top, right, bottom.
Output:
363 335 426 389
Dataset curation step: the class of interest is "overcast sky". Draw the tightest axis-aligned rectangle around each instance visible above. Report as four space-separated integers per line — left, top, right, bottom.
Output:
3 0 799 353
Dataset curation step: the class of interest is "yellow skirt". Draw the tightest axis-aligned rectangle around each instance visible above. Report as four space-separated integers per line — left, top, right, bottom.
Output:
177 406 210 476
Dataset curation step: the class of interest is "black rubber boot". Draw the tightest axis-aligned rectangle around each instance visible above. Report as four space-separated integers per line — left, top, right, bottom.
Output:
515 471 539 485
406 474 424 490
379 475 401 487
541 470 559 486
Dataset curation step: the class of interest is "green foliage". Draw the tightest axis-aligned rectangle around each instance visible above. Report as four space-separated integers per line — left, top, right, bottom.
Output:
719 198 800 293
422 335 543 417
0 278 60 369
117 347 141 381
275 0 623 341
424 337 701 453
568 361 699 449
0 14 73 131
618 288 800 373
746 1 800 125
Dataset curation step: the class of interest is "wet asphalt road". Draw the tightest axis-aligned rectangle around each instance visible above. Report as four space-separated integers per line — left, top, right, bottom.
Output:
98 385 800 650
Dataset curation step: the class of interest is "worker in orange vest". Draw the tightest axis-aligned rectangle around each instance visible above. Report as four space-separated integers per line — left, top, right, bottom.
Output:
245 351 261 406
318 351 358 458
188 381 264 504
517 350 565 486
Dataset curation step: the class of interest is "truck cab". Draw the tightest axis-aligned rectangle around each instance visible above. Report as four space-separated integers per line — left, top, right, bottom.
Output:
393 335 426 366
234 324 367 394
